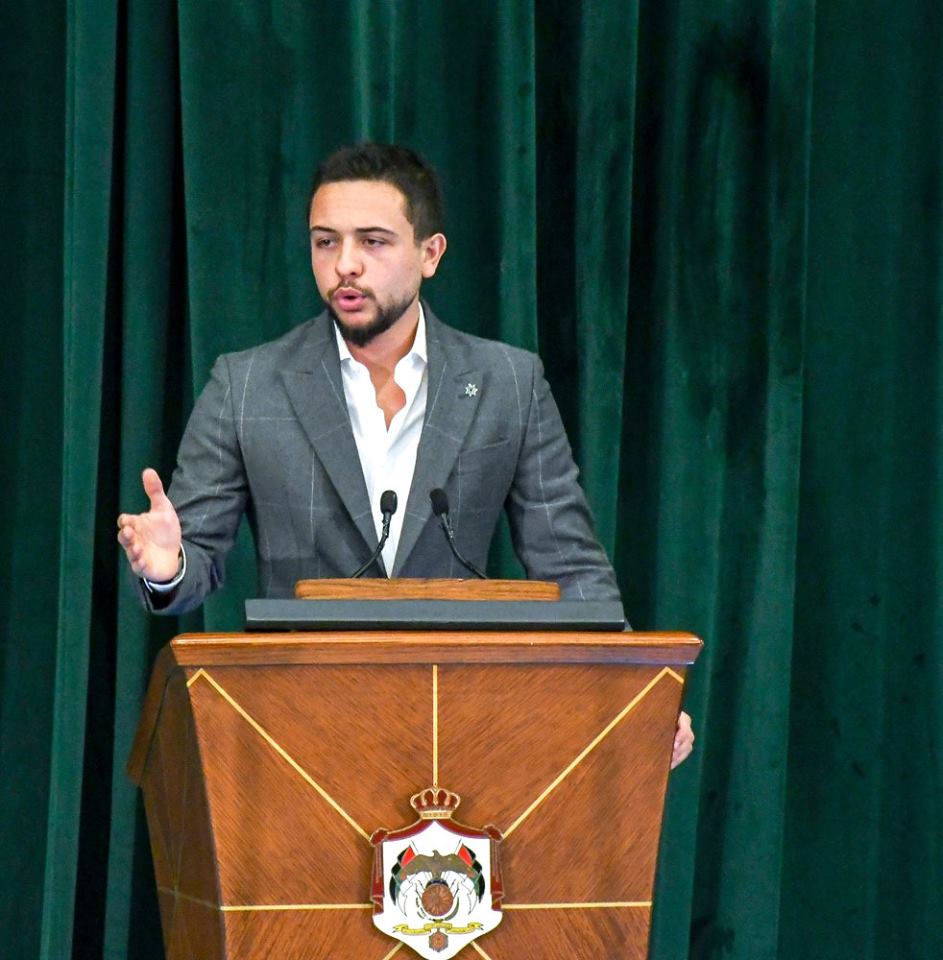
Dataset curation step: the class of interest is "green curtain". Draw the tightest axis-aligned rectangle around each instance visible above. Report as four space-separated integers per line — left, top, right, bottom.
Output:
1 2 940 958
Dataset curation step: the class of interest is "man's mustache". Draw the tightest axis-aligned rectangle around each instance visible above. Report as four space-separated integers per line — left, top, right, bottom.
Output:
329 282 374 299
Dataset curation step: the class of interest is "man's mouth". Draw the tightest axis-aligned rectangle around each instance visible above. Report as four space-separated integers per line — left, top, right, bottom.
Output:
333 287 368 312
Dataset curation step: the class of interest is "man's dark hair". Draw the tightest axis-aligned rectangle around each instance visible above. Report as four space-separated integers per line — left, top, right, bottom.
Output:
309 142 444 241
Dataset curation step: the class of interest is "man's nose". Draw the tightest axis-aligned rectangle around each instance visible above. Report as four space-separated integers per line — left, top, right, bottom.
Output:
335 239 363 278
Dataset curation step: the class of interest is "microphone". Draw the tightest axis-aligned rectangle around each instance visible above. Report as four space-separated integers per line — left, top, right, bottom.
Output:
429 488 487 579
350 490 398 578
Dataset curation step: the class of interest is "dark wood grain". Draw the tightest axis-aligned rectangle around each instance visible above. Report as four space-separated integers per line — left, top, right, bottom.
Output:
224 909 393 959
188 671 372 905
206 664 436 835
492 906 653 960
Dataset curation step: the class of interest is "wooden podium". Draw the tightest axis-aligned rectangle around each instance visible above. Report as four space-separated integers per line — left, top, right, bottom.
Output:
128 581 701 959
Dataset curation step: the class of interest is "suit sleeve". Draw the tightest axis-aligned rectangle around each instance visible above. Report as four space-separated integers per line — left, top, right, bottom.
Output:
504 356 622 602
139 354 249 614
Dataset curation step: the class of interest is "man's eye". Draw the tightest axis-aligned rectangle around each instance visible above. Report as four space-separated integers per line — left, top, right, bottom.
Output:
314 237 335 248
363 237 385 247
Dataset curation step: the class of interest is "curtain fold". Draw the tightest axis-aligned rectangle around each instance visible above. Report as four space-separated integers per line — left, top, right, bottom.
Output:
1 2 941 958
781 4 943 958
627 4 815 957
102 1 187 957
40 2 118 958
534 0 639 557
0 2 65 957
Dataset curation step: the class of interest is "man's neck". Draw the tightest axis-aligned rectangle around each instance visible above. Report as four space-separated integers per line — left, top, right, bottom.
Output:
346 299 421 375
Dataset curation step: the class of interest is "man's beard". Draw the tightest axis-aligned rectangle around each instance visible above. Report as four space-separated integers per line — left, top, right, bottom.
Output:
327 292 417 348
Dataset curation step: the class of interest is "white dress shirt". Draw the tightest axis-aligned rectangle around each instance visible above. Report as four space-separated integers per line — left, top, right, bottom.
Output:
335 305 428 574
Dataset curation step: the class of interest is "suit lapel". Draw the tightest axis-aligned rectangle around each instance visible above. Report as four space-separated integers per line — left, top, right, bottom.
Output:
280 316 378 556
393 312 481 575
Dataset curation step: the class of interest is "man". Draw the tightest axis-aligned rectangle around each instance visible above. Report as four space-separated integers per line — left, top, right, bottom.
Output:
117 143 693 765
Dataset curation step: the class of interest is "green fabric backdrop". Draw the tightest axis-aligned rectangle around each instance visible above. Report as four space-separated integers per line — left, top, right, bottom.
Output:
1 2 940 958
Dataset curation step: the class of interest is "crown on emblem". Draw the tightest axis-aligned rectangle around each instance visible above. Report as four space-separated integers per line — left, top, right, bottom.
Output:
410 786 461 820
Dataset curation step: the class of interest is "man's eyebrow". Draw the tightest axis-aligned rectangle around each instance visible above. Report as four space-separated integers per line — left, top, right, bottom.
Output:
309 225 398 236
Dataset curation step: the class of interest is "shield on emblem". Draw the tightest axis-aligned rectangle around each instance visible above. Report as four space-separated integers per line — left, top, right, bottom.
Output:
371 787 503 959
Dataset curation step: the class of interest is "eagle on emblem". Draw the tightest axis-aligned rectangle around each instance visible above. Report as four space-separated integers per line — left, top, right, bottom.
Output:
390 843 486 919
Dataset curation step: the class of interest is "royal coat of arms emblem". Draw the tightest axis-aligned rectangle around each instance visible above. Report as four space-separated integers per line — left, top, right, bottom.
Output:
371 787 503 959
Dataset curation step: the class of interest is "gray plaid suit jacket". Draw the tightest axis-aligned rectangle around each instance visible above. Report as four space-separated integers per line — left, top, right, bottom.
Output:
146 306 619 613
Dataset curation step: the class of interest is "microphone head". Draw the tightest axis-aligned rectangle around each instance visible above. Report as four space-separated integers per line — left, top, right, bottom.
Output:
380 489 398 516
429 488 449 517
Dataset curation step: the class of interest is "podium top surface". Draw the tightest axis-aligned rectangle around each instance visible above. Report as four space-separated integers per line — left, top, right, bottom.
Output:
245 598 627 631
159 628 702 668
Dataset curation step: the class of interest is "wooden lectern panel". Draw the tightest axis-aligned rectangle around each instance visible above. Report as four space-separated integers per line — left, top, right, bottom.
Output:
130 631 700 959
295 577 561 600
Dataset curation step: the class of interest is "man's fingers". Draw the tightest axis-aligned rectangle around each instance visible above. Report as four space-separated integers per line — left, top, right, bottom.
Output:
141 468 170 510
119 540 139 573
117 517 141 547
670 711 695 769
670 742 693 769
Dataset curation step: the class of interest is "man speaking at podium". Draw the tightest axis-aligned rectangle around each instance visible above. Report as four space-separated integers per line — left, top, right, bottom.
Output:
116 142 693 763
118 142 620 608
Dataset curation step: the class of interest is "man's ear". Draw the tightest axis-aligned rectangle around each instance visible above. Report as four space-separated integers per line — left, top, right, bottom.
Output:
420 233 447 278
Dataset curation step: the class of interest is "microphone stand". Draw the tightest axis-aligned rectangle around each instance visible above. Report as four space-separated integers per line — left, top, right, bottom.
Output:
430 489 487 579
350 491 397 578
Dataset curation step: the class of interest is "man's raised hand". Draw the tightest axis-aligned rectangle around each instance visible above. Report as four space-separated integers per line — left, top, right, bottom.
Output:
117 468 183 583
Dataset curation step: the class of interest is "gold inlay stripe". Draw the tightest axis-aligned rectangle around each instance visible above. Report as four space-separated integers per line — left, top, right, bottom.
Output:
221 903 372 913
157 889 653 914
667 668 684 684
186 668 207 688
470 942 494 959
193 670 370 841
157 887 218 912
432 664 439 786
504 901 652 909
379 944 403 960
503 667 672 838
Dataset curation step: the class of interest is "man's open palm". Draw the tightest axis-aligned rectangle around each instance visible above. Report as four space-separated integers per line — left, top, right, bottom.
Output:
117 469 182 582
